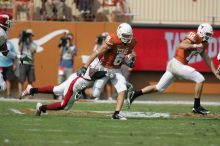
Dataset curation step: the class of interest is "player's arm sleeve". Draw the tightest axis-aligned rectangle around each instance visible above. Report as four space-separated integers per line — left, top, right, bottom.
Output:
105 35 114 47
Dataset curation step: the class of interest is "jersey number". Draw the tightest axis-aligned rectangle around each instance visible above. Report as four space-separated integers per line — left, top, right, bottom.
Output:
113 54 124 65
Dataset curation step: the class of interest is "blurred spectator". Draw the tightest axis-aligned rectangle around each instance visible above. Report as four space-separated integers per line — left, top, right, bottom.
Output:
12 0 34 21
0 40 16 98
18 29 37 99
92 32 114 101
58 32 77 85
41 0 66 21
74 0 95 21
96 0 133 22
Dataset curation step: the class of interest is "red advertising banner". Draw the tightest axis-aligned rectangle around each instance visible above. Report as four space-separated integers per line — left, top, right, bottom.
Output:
133 28 220 72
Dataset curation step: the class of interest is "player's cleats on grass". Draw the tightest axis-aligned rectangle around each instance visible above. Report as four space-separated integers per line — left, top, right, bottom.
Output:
112 113 127 120
192 106 210 115
126 90 134 109
21 84 33 98
75 85 86 100
36 102 46 116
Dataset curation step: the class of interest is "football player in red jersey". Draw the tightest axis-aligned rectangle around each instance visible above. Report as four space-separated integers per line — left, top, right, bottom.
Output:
77 23 136 120
127 23 220 115
21 59 115 116
0 12 31 91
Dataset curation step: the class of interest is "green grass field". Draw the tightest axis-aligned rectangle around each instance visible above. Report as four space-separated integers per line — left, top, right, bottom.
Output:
0 100 220 146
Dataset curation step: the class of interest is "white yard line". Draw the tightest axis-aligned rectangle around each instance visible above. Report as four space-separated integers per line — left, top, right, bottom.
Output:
10 108 25 115
1 97 220 106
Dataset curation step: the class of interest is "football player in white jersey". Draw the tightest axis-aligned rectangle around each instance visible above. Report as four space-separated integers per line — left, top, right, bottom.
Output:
127 23 220 115
0 12 31 91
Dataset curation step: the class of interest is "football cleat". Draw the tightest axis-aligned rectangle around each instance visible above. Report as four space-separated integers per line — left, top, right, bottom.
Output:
36 102 43 116
126 91 134 109
21 84 33 97
112 113 127 120
192 106 210 115
36 102 46 116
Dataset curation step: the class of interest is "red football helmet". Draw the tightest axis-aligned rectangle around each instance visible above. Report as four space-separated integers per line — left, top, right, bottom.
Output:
0 12 12 31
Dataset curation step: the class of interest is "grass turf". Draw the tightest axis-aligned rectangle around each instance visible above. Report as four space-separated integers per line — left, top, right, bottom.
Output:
0 100 220 146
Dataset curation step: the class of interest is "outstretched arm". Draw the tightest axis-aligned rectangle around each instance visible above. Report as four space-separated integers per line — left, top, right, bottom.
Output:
84 43 108 68
201 52 220 80
178 39 203 51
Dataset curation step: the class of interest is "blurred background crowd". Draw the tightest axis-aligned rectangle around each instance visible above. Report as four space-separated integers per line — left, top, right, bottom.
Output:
0 0 219 24
0 0 134 22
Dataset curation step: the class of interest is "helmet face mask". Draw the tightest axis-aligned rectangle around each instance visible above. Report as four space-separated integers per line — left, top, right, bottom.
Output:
117 23 133 44
197 23 213 42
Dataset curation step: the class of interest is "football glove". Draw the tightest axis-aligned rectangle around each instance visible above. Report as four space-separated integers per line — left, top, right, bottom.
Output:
77 66 87 76
124 55 136 68
217 65 220 75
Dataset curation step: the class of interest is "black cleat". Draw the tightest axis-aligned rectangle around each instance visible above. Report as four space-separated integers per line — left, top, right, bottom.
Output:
112 113 127 120
192 106 210 115
126 91 134 109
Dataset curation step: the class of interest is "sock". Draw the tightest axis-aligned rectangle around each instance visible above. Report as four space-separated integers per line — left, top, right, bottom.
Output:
40 105 48 113
30 88 38 94
37 86 54 94
47 102 64 110
194 98 200 108
114 111 120 115
131 90 143 103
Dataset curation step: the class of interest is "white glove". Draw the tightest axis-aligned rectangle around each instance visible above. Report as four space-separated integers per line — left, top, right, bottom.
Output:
0 73 6 91
217 52 220 61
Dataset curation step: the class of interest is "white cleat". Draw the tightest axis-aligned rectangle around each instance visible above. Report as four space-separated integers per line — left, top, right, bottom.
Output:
36 102 43 116
21 84 33 97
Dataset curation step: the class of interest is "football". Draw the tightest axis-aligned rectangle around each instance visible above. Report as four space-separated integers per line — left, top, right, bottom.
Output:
124 54 136 68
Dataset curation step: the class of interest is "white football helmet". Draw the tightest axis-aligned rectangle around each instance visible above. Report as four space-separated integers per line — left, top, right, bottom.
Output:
197 23 213 41
117 23 133 44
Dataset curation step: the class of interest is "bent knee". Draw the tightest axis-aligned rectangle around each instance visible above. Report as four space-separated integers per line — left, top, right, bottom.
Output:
92 88 102 98
195 76 205 83
155 85 165 92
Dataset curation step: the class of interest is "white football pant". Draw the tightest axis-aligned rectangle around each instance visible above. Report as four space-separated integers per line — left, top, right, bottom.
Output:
92 67 127 98
156 58 205 92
